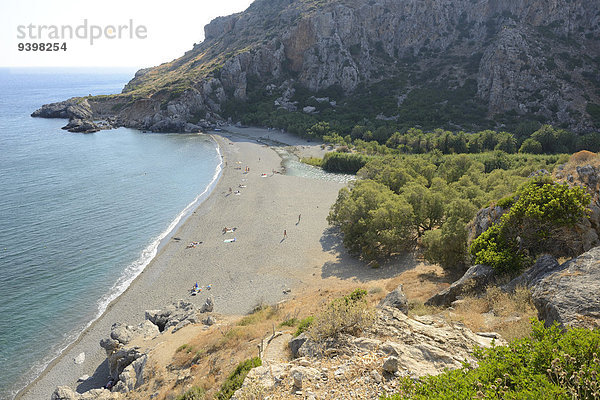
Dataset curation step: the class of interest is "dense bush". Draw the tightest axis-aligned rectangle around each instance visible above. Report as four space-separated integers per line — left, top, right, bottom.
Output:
470 178 590 273
328 152 564 268
382 320 600 400
294 316 314 337
327 181 416 260
321 151 371 174
214 357 262 400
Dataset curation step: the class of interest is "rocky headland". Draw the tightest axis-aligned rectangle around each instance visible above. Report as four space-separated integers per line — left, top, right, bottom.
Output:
32 0 600 133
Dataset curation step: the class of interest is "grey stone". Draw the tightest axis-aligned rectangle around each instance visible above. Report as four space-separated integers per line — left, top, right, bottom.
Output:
502 254 560 292
51 386 79 400
200 297 214 313
291 367 303 388
145 300 201 332
370 370 382 383
289 333 308 358
531 246 600 329
426 264 496 307
382 356 399 373
378 284 408 314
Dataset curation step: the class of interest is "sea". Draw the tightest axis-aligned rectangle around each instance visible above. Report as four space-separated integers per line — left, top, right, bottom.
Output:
0 68 222 399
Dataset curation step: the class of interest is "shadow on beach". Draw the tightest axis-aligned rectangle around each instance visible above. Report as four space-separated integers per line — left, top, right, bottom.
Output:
319 227 418 282
76 359 109 393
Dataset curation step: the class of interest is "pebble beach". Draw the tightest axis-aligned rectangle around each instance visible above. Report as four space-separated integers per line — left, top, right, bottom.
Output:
16 128 347 399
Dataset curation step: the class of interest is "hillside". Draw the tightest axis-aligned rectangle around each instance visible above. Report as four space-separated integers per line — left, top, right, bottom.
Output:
34 0 600 134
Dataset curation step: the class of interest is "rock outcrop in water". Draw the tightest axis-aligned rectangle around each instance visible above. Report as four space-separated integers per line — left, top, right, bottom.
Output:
32 0 600 133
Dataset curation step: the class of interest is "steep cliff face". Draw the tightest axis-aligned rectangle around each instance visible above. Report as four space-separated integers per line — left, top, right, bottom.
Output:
35 0 600 132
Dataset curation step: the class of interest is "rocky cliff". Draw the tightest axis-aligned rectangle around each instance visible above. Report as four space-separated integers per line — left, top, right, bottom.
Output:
34 0 600 133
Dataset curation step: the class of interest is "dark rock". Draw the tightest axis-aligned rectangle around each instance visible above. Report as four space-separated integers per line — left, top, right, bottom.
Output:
289 333 308 358
502 254 560 292
531 246 600 329
576 165 599 189
382 356 399 373
426 264 496 307
32 98 92 120
528 169 550 178
200 297 214 313
378 284 408 314
467 205 507 244
61 118 101 133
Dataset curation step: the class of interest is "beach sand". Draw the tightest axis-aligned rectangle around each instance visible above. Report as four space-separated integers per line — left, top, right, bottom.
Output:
16 128 358 399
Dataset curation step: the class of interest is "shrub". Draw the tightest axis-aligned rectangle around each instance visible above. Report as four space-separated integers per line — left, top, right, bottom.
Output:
215 357 262 400
470 178 590 273
279 318 298 327
382 320 600 400
307 289 375 342
294 316 314 337
327 181 416 260
176 386 205 400
321 152 370 174
300 157 323 167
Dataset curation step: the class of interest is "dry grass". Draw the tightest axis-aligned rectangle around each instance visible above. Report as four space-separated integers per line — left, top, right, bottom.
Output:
128 284 385 400
407 300 441 317
124 262 536 400
307 291 376 342
445 286 537 341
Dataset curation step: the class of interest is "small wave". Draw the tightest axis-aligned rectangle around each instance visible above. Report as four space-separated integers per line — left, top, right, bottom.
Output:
13 137 223 400
93 136 222 320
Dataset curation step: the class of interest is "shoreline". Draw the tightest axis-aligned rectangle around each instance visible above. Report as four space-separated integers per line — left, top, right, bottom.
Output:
16 127 349 400
12 133 223 400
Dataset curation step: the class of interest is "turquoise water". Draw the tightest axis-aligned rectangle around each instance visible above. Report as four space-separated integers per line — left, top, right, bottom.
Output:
0 69 221 399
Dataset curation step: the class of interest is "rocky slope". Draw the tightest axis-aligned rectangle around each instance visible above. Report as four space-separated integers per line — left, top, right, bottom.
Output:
33 0 600 133
50 287 504 400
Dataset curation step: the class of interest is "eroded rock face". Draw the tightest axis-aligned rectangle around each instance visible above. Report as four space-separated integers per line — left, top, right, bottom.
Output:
425 264 496 307
467 205 507 245
32 98 93 120
502 254 560 293
145 299 207 332
51 386 119 400
235 306 503 399
530 246 600 329
33 0 600 132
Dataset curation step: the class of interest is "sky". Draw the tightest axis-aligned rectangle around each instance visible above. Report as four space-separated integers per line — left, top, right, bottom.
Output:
0 0 255 70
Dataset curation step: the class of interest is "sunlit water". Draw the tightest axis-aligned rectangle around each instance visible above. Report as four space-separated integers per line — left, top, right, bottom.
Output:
0 69 221 399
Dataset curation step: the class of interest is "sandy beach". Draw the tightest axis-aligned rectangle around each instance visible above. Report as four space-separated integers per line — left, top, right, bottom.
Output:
16 127 357 399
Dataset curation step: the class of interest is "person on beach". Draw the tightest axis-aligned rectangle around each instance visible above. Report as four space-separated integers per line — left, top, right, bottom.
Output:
284 229 287 239
298 214 301 224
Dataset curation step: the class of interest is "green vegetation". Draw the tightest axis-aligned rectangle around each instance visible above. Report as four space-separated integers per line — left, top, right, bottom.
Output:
328 152 567 268
215 357 262 400
294 316 315 337
176 386 205 400
470 178 590 273
300 157 323 167
382 320 600 400
321 152 371 174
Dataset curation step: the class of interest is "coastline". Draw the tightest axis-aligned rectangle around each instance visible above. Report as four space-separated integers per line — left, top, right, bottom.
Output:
16 128 349 400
